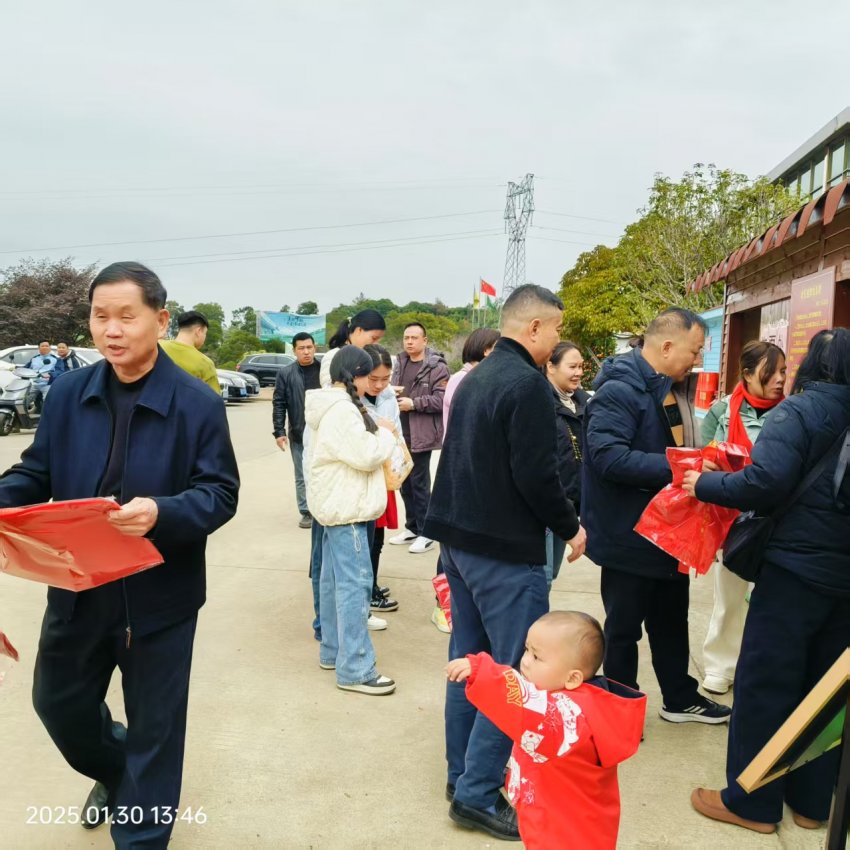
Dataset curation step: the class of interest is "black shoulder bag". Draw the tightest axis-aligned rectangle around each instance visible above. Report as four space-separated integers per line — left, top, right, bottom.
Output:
722 427 850 582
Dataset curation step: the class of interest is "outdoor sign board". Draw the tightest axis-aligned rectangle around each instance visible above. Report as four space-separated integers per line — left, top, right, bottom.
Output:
257 312 326 346
785 268 837 389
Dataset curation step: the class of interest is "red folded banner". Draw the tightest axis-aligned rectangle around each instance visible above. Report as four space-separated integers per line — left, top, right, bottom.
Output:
0 498 163 591
635 442 750 577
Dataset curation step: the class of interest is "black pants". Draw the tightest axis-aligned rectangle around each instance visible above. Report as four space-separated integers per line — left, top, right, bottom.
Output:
32 590 197 850
400 449 432 536
370 526 385 595
600 566 699 709
722 564 850 823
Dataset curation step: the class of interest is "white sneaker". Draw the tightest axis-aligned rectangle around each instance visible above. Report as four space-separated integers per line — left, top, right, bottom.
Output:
388 530 417 546
409 536 434 554
367 614 387 631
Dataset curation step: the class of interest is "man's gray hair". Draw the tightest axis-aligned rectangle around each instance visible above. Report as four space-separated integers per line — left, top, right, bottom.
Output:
500 284 564 327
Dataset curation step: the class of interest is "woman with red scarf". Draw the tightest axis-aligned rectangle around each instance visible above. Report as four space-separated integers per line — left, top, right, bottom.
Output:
698 340 786 695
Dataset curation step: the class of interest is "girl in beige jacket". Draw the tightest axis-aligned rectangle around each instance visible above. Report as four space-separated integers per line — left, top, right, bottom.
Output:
304 346 397 695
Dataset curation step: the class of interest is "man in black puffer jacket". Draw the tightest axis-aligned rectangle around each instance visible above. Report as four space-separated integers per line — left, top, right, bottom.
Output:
582 307 731 726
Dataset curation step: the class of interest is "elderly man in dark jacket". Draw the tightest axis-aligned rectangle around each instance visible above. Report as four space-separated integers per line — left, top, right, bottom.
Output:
0 262 239 849
424 285 586 841
272 332 321 528
389 322 450 554
582 307 731 726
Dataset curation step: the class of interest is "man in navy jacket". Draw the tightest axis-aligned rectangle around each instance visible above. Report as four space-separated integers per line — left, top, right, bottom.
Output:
0 262 239 849
582 308 730 725
425 284 586 841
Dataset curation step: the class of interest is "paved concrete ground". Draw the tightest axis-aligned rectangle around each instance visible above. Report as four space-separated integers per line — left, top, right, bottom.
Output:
0 394 825 848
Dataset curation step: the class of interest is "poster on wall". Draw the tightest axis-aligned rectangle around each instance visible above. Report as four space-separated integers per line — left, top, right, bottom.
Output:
785 268 837 388
257 311 326 346
759 300 790 354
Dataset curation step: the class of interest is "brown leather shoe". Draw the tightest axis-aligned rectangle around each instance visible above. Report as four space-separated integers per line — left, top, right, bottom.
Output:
690 788 777 834
791 812 823 829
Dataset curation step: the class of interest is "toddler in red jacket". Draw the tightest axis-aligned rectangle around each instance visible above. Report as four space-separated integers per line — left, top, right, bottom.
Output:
447 611 646 850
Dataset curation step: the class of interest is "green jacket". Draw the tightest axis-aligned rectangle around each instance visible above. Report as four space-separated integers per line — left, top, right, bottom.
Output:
160 340 220 393
700 395 774 448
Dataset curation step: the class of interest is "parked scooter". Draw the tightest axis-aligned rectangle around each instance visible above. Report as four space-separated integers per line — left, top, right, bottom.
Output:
0 366 42 435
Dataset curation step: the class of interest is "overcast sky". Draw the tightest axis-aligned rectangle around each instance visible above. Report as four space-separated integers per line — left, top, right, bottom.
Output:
1 1 848 321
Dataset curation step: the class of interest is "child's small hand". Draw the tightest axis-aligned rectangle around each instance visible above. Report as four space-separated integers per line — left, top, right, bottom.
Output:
446 658 472 682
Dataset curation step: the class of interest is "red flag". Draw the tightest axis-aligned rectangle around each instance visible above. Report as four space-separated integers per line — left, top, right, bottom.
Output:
480 279 497 297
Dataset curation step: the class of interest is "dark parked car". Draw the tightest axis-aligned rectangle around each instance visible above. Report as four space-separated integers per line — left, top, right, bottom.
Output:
236 353 295 386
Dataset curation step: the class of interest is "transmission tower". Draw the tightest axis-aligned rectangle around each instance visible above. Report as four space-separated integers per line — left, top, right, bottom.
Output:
501 173 534 299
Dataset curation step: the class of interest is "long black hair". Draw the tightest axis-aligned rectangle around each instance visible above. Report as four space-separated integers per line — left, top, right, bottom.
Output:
791 330 834 393
329 346 378 433
328 309 386 350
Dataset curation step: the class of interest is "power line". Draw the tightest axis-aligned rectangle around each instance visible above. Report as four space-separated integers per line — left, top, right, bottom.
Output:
154 230 503 269
531 225 621 239
0 177 505 198
536 208 625 225
0 210 502 255
528 235 601 247
148 228 499 263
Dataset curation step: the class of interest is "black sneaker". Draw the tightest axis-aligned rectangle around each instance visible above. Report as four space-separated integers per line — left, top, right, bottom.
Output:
298 513 313 529
446 783 455 803
376 586 391 598
370 594 399 612
449 796 520 841
659 696 732 724
337 675 396 695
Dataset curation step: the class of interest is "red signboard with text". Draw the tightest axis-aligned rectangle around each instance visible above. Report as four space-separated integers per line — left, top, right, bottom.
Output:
785 269 837 391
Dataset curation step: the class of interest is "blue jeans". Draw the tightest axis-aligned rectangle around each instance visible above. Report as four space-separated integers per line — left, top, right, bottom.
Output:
443 544 548 810
290 440 308 515
544 529 567 588
319 523 378 686
310 519 324 640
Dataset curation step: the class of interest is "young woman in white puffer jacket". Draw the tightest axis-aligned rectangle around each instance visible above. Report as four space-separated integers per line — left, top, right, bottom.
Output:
304 346 398 695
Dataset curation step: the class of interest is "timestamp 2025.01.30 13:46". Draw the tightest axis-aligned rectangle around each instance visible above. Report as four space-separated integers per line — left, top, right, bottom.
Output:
25 805 207 826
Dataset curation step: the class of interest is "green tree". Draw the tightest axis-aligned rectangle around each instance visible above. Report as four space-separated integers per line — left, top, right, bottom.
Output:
296 301 319 315
217 326 261 367
231 305 257 334
192 301 225 357
384 311 460 352
559 245 641 364
558 163 800 353
0 258 95 348
617 164 798 322
279 304 290 313
165 300 186 338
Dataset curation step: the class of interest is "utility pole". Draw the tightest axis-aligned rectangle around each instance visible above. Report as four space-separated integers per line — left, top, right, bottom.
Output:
501 173 534 300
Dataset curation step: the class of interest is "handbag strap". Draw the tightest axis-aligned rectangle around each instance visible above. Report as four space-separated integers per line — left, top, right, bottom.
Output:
771 427 850 522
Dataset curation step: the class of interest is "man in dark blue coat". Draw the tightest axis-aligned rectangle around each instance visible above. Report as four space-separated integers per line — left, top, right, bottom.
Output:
0 262 239 849
425 284 586 841
582 308 731 725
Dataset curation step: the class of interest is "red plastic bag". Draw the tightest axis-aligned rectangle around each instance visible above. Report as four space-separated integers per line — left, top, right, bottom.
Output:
432 573 453 629
0 498 163 591
635 442 750 576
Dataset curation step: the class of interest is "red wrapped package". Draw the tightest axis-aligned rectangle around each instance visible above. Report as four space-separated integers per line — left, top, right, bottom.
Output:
0 498 163 591
432 573 453 629
634 442 750 576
